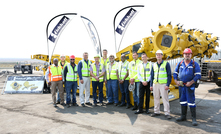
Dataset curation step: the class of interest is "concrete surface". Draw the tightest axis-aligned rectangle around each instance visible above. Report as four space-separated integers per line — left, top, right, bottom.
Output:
0 70 221 134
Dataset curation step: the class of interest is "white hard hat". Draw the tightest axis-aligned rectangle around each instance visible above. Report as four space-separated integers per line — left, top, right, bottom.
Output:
128 83 135 92
60 54 65 58
156 50 163 55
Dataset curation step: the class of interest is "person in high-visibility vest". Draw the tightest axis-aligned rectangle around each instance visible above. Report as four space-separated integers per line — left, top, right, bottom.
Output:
105 54 119 106
45 58 65 107
100 49 109 100
90 54 105 106
135 53 152 114
63 55 78 108
57 54 69 104
129 51 142 110
150 50 172 119
173 48 201 126
116 54 131 108
77 52 93 107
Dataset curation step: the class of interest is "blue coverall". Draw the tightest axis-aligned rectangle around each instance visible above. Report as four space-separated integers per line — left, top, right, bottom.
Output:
173 60 201 108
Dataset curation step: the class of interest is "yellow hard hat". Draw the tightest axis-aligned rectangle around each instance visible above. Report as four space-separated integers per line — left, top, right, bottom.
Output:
94 54 100 58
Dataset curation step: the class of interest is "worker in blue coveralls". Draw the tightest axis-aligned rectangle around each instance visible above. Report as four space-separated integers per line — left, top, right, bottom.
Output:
173 48 201 126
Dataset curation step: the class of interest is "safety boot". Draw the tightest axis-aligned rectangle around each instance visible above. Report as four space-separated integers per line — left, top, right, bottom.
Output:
132 103 138 111
176 106 187 121
190 107 198 126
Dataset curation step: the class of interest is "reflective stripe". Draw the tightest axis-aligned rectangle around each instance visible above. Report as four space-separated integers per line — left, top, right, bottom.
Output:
188 103 195 106
158 77 167 80
155 72 167 75
174 72 178 74
188 66 193 68
180 101 187 104
195 72 201 75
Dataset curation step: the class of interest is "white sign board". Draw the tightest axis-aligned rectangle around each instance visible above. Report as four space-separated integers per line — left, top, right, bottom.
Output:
4 76 44 94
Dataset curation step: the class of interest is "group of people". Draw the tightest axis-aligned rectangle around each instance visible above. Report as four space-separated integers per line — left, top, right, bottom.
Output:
45 48 201 126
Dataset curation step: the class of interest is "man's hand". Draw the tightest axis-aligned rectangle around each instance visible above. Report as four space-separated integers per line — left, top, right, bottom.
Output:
63 81 65 84
80 80 84 84
142 81 147 86
48 82 51 86
186 80 195 87
175 80 180 86
165 86 169 90
105 80 107 85
150 86 153 91
96 76 99 81
119 79 124 84
130 78 135 84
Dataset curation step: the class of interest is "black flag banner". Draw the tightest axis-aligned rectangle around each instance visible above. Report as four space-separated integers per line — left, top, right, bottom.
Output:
113 5 144 53
46 13 77 64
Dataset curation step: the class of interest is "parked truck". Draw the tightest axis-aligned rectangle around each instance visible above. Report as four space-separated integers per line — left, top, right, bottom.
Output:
14 62 33 74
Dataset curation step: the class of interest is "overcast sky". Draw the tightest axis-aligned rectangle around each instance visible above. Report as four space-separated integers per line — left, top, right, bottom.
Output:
1 0 220 60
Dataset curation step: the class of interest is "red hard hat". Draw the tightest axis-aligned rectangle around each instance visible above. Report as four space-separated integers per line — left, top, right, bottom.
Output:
183 48 192 54
69 55 75 59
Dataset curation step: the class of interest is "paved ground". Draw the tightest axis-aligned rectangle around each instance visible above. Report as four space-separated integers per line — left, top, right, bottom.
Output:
0 70 221 134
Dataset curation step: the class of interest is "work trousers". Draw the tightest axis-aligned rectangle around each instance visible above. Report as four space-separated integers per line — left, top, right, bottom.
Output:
107 80 119 103
138 82 150 111
179 86 196 108
65 81 77 104
79 77 91 104
92 81 104 104
153 83 170 115
132 82 140 105
51 81 64 104
119 80 130 105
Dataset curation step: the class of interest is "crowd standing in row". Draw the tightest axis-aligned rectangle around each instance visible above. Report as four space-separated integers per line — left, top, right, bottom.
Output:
45 48 201 126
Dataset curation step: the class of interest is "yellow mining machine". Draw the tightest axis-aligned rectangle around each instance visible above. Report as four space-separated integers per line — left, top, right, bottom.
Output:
32 22 219 108
115 22 219 106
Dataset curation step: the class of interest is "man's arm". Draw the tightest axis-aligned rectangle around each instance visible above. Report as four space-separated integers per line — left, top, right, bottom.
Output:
45 67 50 83
137 66 143 82
166 62 172 87
193 62 201 82
150 66 154 87
63 66 68 82
77 61 83 80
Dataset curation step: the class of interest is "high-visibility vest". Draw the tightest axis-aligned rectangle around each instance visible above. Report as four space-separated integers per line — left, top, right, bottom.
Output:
106 62 118 80
49 65 62 81
139 62 152 81
66 63 78 81
91 63 104 82
100 57 109 67
129 59 141 82
153 61 168 84
58 60 69 69
118 60 129 80
81 60 92 77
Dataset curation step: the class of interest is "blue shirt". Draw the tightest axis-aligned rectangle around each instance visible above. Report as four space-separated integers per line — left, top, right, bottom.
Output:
173 60 201 85
77 59 90 80
150 60 172 87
